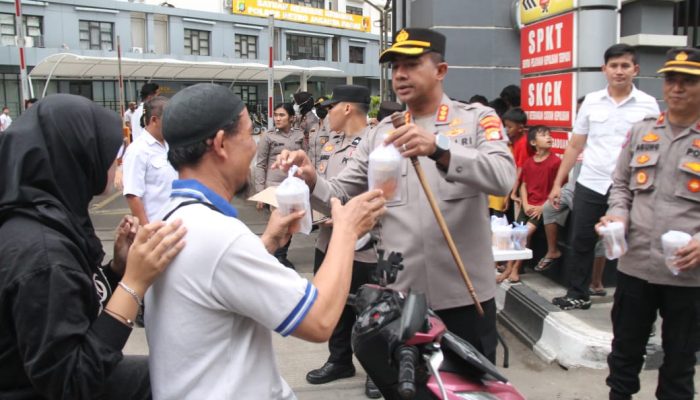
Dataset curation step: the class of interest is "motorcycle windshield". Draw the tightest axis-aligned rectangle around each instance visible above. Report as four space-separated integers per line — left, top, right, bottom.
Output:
440 331 509 384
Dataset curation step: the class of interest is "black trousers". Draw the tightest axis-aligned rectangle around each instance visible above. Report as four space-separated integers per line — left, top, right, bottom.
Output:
314 248 375 365
607 272 700 400
274 238 292 261
435 300 498 364
566 183 609 300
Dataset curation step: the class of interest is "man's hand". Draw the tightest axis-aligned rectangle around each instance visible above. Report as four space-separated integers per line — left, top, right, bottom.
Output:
595 215 626 235
548 184 562 210
384 123 436 158
112 215 139 277
527 205 543 220
261 209 305 253
330 190 386 239
675 239 700 272
272 149 316 188
114 165 124 191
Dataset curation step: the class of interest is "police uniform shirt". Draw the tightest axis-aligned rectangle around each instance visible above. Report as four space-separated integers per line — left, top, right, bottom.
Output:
254 127 304 193
308 119 330 169
574 86 660 195
310 94 516 310
608 113 700 287
295 111 319 152
315 126 376 263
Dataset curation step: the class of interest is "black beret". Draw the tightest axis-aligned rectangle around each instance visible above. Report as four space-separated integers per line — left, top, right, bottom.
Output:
163 83 245 148
320 85 371 107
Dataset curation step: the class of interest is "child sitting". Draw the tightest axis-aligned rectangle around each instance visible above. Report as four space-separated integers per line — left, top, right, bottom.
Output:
497 125 561 283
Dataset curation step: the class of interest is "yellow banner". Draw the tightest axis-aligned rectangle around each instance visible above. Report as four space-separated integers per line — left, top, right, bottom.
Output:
233 0 371 33
520 0 575 25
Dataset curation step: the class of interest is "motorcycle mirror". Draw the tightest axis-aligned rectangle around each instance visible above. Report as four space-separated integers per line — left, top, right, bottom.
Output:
398 291 428 341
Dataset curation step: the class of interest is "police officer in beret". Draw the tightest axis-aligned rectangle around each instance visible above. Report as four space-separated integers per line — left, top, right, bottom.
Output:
144 83 386 399
307 96 331 170
276 28 516 363
304 85 380 397
601 48 700 400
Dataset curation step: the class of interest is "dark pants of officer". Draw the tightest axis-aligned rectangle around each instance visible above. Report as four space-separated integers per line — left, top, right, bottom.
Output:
274 238 292 263
607 271 700 400
435 300 498 364
566 183 609 300
314 248 375 365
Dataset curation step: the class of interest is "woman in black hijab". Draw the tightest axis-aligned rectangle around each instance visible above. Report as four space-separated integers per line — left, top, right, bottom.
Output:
0 94 186 399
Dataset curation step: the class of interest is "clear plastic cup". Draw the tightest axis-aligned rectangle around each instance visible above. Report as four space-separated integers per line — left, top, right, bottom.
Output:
369 145 402 201
492 226 512 250
511 225 529 250
661 230 692 275
598 221 627 260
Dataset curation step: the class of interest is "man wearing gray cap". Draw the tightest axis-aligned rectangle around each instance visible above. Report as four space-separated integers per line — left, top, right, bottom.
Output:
144 83 386 399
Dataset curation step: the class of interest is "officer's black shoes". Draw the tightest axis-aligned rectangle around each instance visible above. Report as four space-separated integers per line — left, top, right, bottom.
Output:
365 376 381 398
305 362 356 384
552 295 592 310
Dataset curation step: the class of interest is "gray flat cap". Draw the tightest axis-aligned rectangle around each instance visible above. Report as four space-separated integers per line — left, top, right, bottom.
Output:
163 83 245 148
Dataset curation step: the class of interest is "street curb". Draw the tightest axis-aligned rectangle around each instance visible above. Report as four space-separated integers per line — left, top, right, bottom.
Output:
495 281 669 370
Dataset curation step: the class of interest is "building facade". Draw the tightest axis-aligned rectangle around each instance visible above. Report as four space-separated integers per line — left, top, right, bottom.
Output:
0 0 383 115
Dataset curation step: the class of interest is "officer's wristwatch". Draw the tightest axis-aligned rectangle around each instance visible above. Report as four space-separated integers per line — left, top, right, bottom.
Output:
429 133 450 161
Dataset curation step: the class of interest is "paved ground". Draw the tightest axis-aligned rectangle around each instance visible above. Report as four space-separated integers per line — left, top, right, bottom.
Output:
92 190 689 400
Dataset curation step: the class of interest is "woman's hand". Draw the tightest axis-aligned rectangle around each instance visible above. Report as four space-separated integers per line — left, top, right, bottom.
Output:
121 219 187 296
111 215 138 277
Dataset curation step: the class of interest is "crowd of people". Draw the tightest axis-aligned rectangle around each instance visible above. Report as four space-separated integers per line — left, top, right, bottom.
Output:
0 25 697 400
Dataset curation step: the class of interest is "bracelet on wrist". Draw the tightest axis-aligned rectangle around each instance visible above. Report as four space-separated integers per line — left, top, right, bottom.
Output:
118 281 143 307
104 308 134 328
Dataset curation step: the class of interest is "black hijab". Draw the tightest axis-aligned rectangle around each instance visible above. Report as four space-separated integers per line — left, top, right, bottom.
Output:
0 94 122 271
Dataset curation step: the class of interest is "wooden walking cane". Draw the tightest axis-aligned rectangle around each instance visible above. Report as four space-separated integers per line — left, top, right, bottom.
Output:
391 112 484 317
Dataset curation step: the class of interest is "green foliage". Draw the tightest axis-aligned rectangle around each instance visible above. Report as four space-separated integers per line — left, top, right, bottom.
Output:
368 95 380 118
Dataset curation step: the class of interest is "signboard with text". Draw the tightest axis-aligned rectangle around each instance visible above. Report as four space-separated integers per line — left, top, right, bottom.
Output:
520 12 574 74
520 0 576 25
550 130 570 156
233 0 371 32
521 72 575 127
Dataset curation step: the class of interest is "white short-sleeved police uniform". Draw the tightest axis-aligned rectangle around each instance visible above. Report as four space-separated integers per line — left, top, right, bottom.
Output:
121 130 177 221
146 179 317 400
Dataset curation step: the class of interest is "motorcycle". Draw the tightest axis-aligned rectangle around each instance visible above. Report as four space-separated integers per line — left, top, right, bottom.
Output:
350 250 526 400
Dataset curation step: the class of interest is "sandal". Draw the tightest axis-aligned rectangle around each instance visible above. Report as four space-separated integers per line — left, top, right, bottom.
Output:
534 257 560 272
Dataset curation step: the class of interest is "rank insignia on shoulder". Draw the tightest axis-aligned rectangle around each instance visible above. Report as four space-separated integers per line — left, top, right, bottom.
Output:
656 113 665 126
684 161 700 173
642 132 660 143
636 171 648 185
437 104 449 122
688 179 700 193
636 154 650 165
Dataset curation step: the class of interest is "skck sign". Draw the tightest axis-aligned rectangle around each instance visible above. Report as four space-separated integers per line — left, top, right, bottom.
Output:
521 73 574 127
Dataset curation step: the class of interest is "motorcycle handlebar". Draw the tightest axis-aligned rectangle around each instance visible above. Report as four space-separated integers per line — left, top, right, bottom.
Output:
395 345 418 399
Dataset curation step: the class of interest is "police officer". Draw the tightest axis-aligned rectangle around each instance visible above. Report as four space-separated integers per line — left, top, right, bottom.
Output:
601 48 700 400
304 85 380 398
254 102 304 269
292 91 318 151
276 28 515 363
307 97 331 170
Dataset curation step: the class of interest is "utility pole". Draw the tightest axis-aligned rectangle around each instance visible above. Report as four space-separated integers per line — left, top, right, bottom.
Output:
14 0 29 110
363 0 392 101
267 14 274 130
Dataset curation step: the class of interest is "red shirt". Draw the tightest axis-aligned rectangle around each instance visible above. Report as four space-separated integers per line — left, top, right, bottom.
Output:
520 153 561 206
511 134 532 168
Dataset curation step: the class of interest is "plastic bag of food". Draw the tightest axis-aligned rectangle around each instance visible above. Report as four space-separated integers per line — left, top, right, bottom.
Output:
275 166 312 235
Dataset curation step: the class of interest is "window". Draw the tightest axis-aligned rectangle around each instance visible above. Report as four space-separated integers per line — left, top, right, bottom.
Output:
284 0 324 8
349 45 364 64
233 85 258 107
235 34 257 59
184 28 210 56
286 34 326 61
346 5 363 16
79 20 113 51
674 0 700 47
0 14 43 47
153 14 169 54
